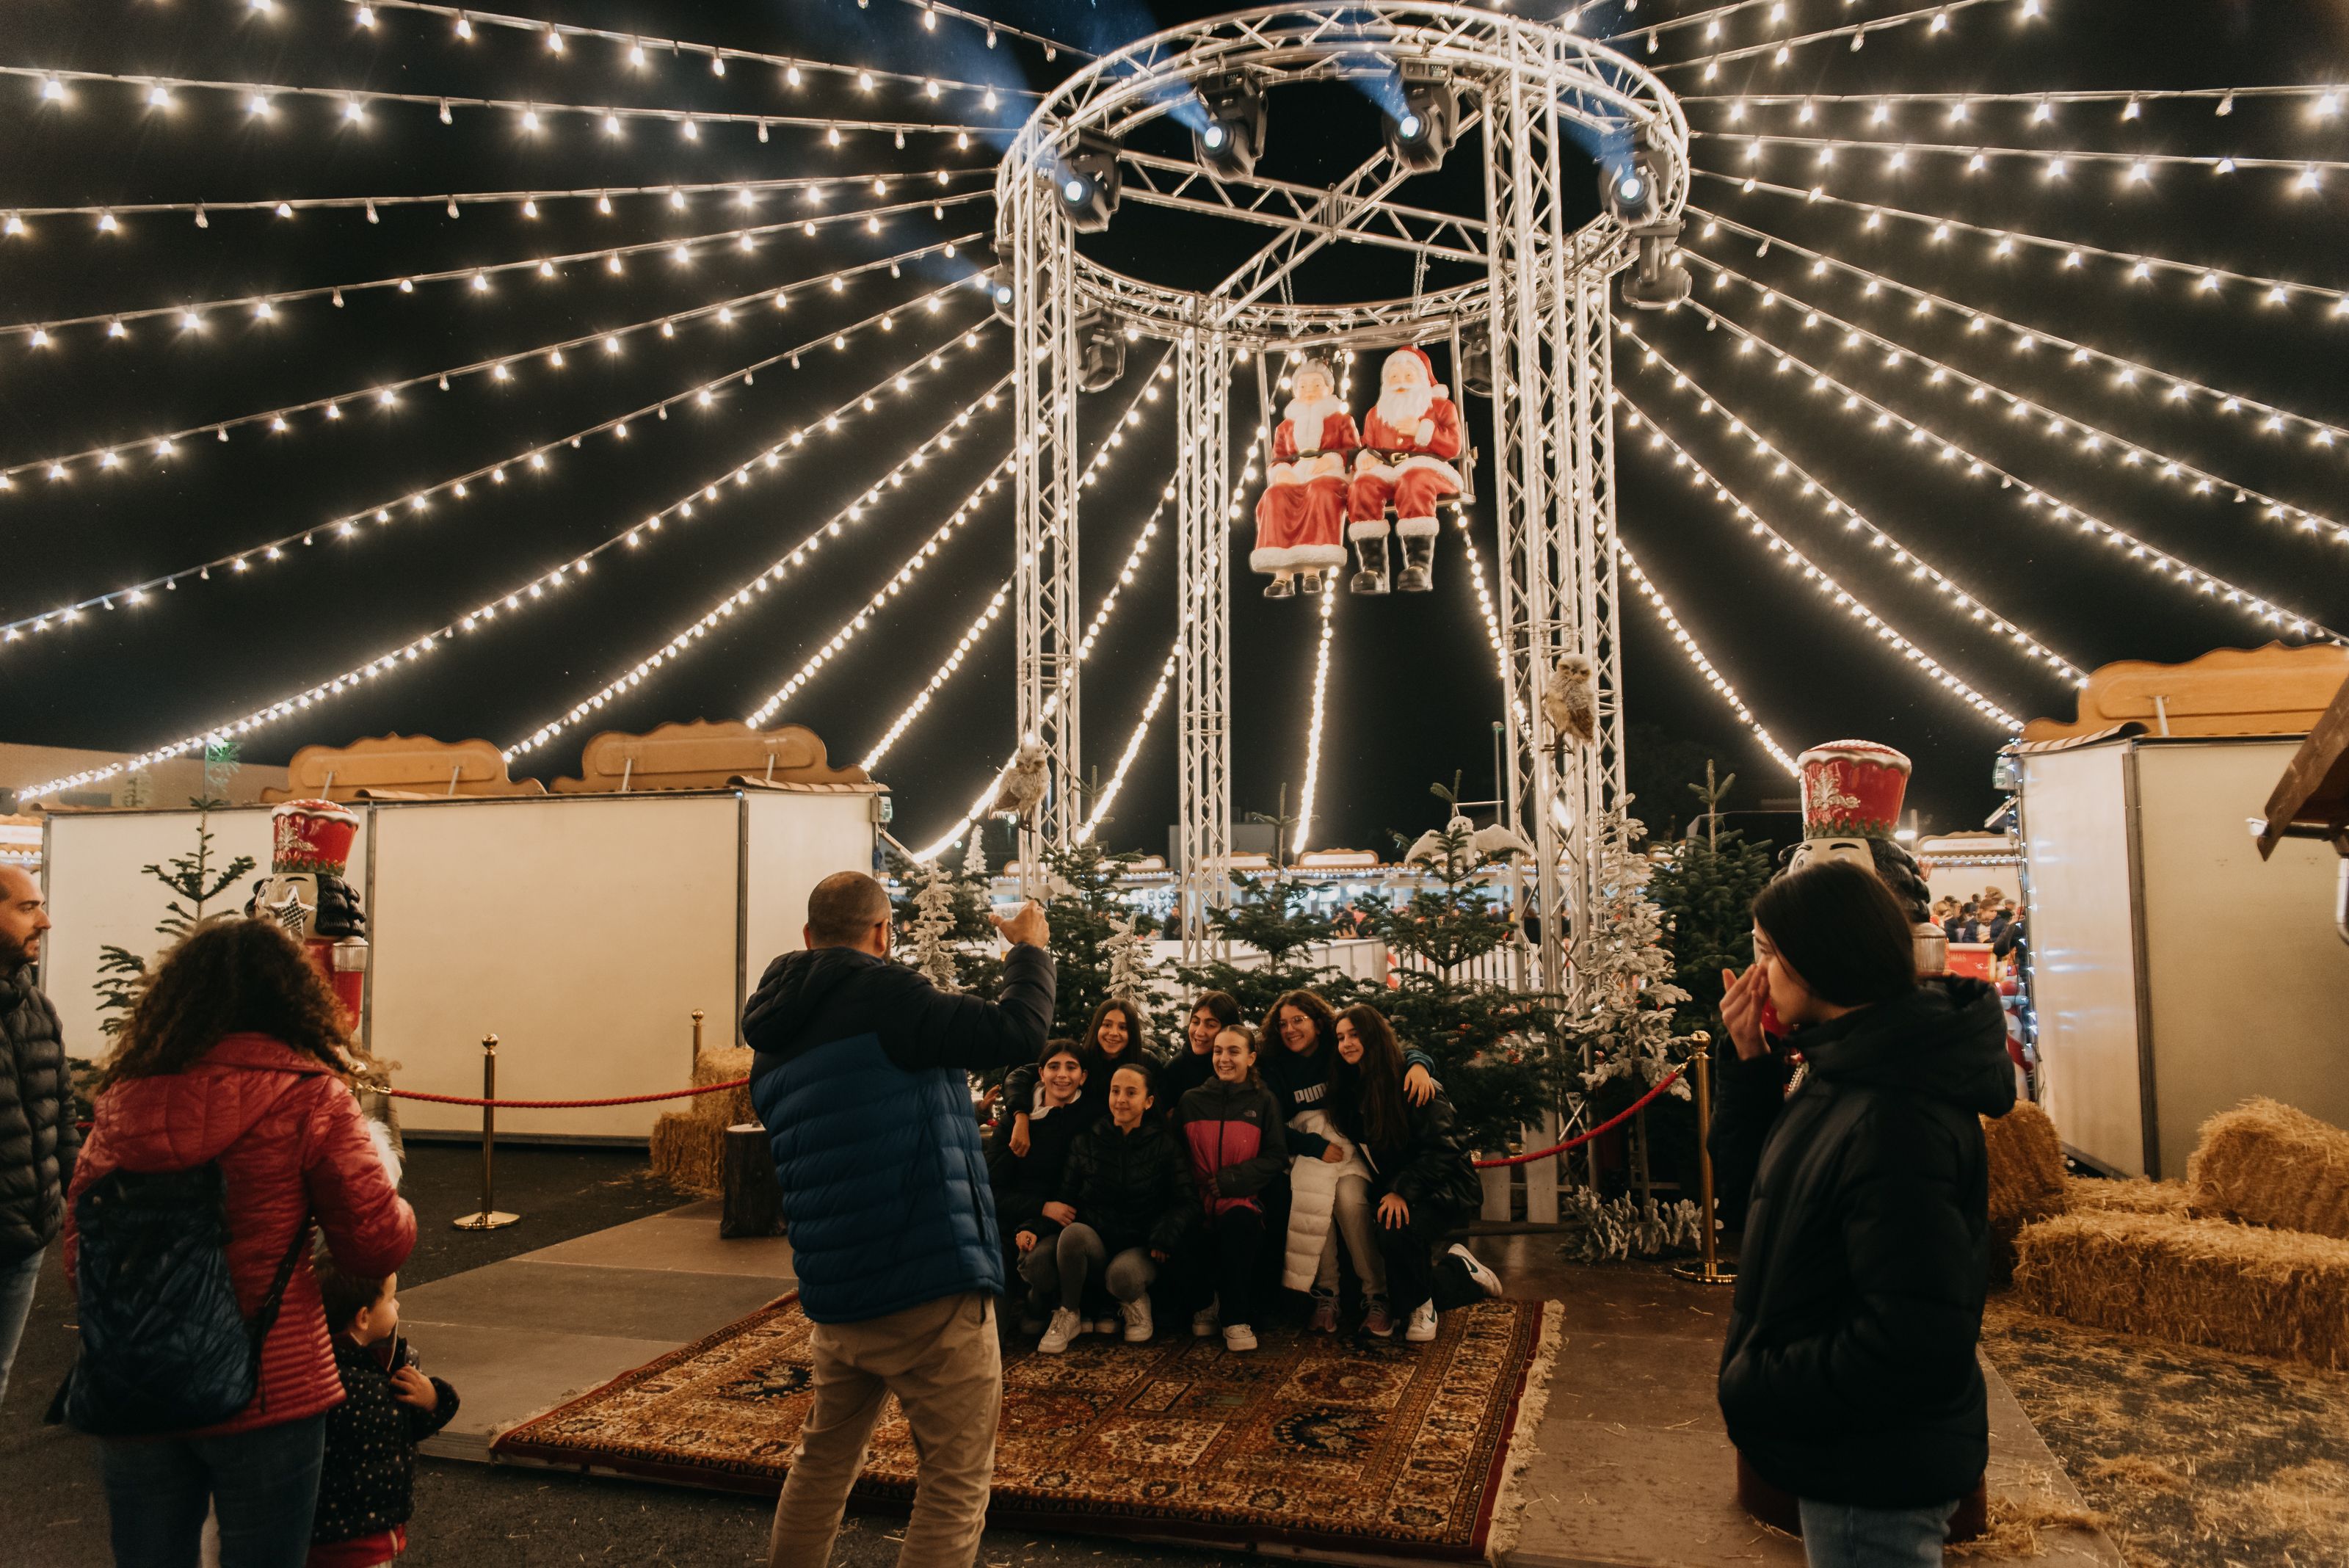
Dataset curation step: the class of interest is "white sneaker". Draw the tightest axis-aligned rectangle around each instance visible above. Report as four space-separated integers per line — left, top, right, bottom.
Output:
1121 1296 1155 1343
1222 1323 1258 1353
1038 1307 1083 1355
1404 1302 1438 1343
1192 1298 1220 1338
1449 1242 1503 1298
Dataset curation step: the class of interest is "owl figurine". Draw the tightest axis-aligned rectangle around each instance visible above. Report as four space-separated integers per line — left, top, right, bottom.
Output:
990 741 1050 822
1542 653 1597 755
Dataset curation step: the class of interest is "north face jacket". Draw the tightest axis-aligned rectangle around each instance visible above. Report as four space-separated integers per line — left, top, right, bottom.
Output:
0 967 79 1260
1172 1078 1288 1218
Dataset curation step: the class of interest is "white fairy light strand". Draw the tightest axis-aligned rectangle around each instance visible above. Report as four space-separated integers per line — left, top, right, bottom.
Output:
2 284 987 637
879 0 1094 60
348 0 1039 102
1685 208 2349 459
1076 648 1178 845
859 587 1010 772
1622 329 2085 682
12 339 1002 798
1678 250 2349 546
1616 539 1799 777
1690 85 2347 112
1660 297 2347 641
1702 128 2349 184
1 233 976 496
1655 0 2023 76
1291 589 1336 858
1620 393 2026 730
1602 0 1811 48
1693 170 2349 316
1452 515 1517 712
3 189 991 346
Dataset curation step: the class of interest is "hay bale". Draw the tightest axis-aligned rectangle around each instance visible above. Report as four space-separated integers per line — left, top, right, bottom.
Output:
2064 1176 2193 1217
2014 1209 2349 1370
689 1045 756 1128
2188 1098 2349 1241
1983 1103 2068 1287
650 1111 727 1196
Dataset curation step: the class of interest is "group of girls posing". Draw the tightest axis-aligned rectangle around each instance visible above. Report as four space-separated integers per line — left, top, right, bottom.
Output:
984 990 1500 1354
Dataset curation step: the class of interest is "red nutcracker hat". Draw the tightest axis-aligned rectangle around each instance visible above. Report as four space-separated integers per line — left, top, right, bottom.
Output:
1796 740 1911 841
271 799 360 876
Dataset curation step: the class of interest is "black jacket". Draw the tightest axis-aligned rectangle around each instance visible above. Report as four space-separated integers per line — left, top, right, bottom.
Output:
1335 1084 1482 1217
1711 977 2015 1509
1055 1114 1199 1257
1157 1047 1216 1109
984 1093 1094 1242
310 1335 459 1545
0 967 79 1262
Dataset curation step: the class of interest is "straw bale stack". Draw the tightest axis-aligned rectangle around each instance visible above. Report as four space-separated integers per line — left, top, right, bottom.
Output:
1983 1102 2068 1285
2063 1176 2192 1218
650 1112 728 1196
690 1045 757 1129
2014 1209 2349 1370
2187 1098 2349 1241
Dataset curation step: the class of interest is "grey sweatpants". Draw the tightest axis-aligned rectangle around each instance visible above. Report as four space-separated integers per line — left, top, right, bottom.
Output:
1019 1222 1155 1310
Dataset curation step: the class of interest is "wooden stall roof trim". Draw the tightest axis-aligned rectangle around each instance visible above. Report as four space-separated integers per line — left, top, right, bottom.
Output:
260 735 546 803
2022 643 2349 744
2259 673 2349 858
549 720 872 794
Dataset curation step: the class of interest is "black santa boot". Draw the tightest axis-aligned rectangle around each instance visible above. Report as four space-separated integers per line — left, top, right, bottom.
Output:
1395 529 1437 592
1348 526 1391 595
1262 573 1296 599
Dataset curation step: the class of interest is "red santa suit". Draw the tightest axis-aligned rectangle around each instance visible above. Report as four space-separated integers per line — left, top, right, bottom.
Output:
1347 346 1463 543
1251 393 1358 577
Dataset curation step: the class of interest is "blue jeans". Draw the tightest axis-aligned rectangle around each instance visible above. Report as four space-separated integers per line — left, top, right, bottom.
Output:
0 1245 43 1409
1798 1498 1958 1568
101 1413 328 1568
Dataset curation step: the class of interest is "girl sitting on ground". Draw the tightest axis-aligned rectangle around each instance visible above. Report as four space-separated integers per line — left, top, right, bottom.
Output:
1002 998 1154 1156
1158 990 1241 1107
1329 1004 1502 1342
988 1039 1091 1334
1027 1062 1199 1353
1172 1026 1288 1353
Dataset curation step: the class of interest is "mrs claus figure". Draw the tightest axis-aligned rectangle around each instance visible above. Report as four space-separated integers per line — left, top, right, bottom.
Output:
1250 355 1359 598
1346 344 1464 595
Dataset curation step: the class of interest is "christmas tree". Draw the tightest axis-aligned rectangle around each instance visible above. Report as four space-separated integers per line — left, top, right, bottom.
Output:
93 799 258 1036
1645 763 1776 1034
1176 873 1357 1028
1037 837 1155 1037
901 858 965 994
1566 807 1702 1101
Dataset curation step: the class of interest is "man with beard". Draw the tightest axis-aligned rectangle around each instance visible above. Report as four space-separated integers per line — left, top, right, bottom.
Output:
0 863 76 1406
1346 345 1464 594
1250 355 1358 599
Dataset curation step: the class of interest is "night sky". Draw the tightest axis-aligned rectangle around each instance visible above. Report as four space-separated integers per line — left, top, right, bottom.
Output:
2 0 2345 857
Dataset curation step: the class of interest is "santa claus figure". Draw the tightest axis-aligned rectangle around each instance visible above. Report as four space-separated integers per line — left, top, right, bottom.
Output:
1250 356 1357 598
1347 344 1464 594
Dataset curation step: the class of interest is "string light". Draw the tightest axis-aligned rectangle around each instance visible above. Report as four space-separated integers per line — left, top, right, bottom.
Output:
5 284 989 642
1609 0 1813 51
1704 128 2349 184
1679 252 2349 545
1658 297 2345 640
1623 329 2084 681
1622 395 2026 728
1076 647 1178 845
3 189 990 349
1655 0 2003 74
1292 589 1336 857
1688 84 2345 113
860 588 1009 769
1617 541 1798 774
879 0 1089 59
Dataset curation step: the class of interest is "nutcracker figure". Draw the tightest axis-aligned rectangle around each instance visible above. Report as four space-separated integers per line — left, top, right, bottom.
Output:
1346 344 1464 595
249 799 370 1031
1250 356 1358 598
1783 740 1945 973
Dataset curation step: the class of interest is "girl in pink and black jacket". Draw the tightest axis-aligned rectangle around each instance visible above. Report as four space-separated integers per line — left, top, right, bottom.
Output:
1170 1026 1287 1352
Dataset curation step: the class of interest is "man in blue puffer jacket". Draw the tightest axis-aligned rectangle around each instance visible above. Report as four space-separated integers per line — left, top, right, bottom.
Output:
747 871 1053 1568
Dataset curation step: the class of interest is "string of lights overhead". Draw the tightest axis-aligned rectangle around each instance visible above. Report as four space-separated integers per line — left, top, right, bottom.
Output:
1704 128 2349 186
1602 0 1821 50
860 587 1009 773
1654 0 2033 76
4 189 991 347
876 0 1092 62
1076 647 1179 846
1678 253 2349 545
1691 84 2345 113
0 238 979 496
1685 208 2349 457
1616 540 1800 776
1656 297 2347 641
1620 393 2027 730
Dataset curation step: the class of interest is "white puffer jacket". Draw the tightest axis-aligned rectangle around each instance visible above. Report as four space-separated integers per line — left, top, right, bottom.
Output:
1280 1108 1371 1290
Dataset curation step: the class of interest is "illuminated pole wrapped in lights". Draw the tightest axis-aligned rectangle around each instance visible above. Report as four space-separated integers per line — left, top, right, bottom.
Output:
1291 589 1335 859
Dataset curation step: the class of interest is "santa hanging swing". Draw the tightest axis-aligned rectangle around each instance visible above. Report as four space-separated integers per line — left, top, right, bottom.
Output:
1249 355 1357 598
1347 344 1463 595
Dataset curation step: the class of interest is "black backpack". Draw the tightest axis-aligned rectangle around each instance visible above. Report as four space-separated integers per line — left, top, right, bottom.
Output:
49 1164 309 1436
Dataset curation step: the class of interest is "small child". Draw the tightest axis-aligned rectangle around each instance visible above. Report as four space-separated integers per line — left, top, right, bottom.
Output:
307 1255 460 1567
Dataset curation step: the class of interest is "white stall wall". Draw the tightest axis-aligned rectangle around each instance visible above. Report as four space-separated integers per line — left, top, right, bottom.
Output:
367 794 739 1139
2019 744 2149 1176
739 792 877 1038
2135 741 2349 1179
41 806 367 1061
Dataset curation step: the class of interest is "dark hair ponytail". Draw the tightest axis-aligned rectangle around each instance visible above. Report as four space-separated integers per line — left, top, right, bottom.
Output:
1751 859 1919 1008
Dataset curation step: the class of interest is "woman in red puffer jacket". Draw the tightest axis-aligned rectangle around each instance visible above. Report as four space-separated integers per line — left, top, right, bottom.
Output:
65 918 415 1568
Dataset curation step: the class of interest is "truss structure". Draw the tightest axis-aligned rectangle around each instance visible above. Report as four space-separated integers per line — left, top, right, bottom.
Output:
998 5 1682 983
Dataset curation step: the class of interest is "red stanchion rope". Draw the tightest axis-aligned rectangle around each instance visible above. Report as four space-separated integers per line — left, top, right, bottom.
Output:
1470 1062 1691 1168
382 1078 749 1110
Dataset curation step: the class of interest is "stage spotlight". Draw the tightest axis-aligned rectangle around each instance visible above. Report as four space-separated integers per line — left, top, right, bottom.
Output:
1076 312 1125 393
1194 77 1266 179
1459 327 1495 399
1055 131 1122 231
982 265 1014 322
1382 76 1456 175
1621 220 1693 311
1600 124 1666 222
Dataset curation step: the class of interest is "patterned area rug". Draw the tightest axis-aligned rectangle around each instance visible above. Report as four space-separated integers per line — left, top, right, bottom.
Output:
495 1293 1558 1559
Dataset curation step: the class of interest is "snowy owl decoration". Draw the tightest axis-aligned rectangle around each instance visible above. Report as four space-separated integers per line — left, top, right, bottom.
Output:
1404 814 1536 873
989 741 1050 821
1542 653 1597 753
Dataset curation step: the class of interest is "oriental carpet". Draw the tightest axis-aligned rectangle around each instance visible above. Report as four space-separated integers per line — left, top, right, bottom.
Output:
494 1293 1558 1558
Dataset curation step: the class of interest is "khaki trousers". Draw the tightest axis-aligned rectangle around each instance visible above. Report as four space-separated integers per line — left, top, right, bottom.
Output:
766 1291 1000 1568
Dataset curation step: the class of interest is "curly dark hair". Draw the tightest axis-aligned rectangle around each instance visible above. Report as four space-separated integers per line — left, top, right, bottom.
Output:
1262 989 1338 1058
103 918 355 1087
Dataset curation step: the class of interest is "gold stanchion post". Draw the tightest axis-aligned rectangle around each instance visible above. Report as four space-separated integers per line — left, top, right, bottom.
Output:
691 1008 705 1076
453 1033 520 1230
1672 1035 1735 1285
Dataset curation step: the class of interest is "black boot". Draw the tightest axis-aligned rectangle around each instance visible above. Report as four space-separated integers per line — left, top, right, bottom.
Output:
1301 567 1324 595
1395 532 1436 592
1348 532 1390 595
1263 573 1296 600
